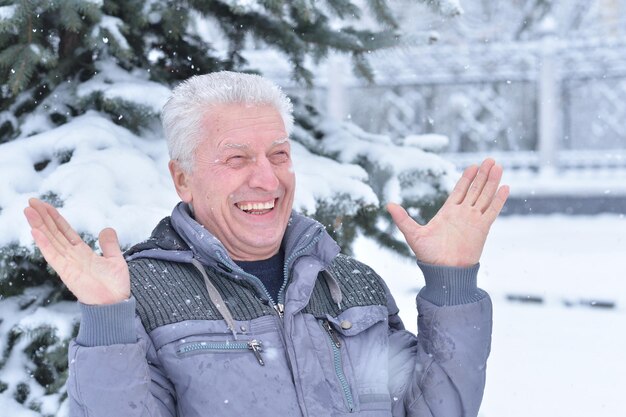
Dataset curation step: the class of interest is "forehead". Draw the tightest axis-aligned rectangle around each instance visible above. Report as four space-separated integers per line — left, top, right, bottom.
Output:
201 103 288 149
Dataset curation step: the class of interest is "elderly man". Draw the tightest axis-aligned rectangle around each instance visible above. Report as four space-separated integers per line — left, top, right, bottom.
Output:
24 71 509 417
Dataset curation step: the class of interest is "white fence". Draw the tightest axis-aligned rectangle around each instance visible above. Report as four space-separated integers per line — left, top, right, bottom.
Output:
271 34 626 173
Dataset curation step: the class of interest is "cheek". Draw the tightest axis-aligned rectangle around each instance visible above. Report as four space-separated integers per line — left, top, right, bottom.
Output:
279 165 296 185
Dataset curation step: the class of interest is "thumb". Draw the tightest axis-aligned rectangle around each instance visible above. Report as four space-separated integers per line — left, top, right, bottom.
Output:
386 203 421 238
98 228 123 259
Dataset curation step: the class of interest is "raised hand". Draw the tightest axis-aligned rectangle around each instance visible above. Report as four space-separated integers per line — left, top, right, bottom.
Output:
23 198 130 305
387 158 509 267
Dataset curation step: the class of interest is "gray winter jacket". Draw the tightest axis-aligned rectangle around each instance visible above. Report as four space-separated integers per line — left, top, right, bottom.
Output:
67 203 492 417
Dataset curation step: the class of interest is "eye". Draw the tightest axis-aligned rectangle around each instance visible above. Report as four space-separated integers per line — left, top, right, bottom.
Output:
225 154 247 167
270 150 290 164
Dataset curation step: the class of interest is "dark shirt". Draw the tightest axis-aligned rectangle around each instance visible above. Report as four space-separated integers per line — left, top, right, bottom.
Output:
234 250 284 302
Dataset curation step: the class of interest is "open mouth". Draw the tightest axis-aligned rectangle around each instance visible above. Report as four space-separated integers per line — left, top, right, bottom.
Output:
235 199 276 215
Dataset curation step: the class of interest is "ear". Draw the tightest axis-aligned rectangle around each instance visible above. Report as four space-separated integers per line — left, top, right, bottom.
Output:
169 160 193 203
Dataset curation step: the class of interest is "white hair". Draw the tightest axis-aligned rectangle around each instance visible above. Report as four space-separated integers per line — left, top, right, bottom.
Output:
161 71 294 173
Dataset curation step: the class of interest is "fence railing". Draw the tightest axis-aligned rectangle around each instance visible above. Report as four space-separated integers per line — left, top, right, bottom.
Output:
266 34 626 172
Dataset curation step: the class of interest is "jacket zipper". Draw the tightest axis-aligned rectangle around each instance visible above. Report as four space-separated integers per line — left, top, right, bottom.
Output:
279 232 324 310
177 340 265 366
215 227 323 319
215 251 283 316
215 224 326 414
320 319 355 412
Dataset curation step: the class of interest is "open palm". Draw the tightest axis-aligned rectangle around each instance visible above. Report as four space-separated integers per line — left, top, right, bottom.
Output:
24 198 130 305
388 159 509 267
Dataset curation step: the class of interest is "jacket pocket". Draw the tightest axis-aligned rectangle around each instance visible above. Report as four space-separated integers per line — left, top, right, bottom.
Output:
176 339 265 366
307 305 392 415
328 305 392 413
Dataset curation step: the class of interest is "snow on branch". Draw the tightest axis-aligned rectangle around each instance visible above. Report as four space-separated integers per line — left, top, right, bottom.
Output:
319 121 456 205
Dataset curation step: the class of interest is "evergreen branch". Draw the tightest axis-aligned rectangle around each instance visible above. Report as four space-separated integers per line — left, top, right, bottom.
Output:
290 0 317 24
0 44 22 68
198 1 308 65
159 6 188 41
355 208 413 258
419 0 464 17
292 62 314 86
99 26 133 63
351 52 375 83
324 0 362 20
58 1 84 32
259 0 285 16
344 27 400 50
366 0 398 29
27 9 31 43
74 0 102 21
8 53 36 95
298 20 365 51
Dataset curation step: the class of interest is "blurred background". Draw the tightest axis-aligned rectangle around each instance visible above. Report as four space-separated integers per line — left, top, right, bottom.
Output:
0 1 624 416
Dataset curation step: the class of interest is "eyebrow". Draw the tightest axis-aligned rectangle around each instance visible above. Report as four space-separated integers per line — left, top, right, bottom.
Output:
221 138 289 150
223 143 249 150
271 137 289 146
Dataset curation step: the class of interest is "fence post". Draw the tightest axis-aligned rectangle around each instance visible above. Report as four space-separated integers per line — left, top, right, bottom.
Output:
538 22 561 174
326 53 348 123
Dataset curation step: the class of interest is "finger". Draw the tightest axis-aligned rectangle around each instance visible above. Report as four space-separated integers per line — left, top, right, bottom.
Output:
447 164 479 205
484 185 510 223
474 163 504 213
30 227 67 273
42 200 83 245
98 228 123 259
462 158 496 206
387 203 421 238
24 202 67 254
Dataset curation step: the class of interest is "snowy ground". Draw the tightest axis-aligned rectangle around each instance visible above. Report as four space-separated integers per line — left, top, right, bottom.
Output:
354 214 626 417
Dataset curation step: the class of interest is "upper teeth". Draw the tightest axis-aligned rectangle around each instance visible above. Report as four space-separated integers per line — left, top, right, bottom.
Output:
237 201 275 211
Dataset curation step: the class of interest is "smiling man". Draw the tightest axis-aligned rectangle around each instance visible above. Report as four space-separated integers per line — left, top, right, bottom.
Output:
24 71 509 417
168 102 295 262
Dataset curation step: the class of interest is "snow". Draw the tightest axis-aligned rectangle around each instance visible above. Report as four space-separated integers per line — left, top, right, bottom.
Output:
77 61 171 114
353 214 626 417
320 121 457 203
403 134 449 152
0 286 79 417
0 111 179 248
222 0 263 14
0 398 40 417
431 0 464 16
0 112 379 250
96 16 130 50
322 122 453 175
0 5 17 20
291 141 378 215
17 303 77 342
502 168 626 197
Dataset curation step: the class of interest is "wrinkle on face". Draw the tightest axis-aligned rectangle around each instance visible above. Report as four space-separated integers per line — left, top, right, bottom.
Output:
179 103 295 261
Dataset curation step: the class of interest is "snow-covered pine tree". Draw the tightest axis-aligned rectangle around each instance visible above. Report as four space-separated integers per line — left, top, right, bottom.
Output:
0 1 456 415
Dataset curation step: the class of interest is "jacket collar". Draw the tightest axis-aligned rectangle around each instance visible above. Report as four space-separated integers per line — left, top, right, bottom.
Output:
125 202 339 276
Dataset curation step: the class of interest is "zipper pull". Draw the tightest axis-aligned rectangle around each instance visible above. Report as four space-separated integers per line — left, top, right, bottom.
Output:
247 340 265 366
275 303 285 318
322 320 342 348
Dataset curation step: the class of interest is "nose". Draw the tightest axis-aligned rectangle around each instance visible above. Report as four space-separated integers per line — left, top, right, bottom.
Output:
248 156 279 191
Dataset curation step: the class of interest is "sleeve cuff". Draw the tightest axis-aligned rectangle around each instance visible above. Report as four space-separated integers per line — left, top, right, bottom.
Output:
76 297 138 347
416 260 487 306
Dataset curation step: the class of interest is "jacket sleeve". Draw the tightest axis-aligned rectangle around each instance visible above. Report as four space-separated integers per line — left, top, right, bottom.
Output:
386 262 492 417
66 297 177 417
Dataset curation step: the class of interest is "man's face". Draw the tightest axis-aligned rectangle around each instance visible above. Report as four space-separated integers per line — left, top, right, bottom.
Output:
170 103 295 261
